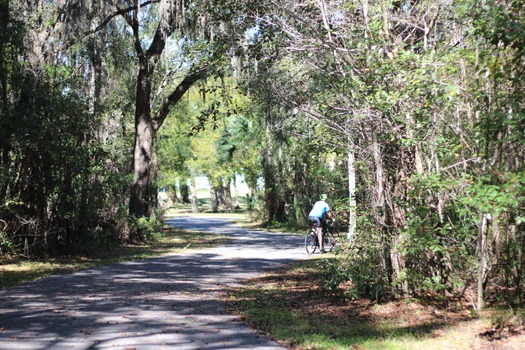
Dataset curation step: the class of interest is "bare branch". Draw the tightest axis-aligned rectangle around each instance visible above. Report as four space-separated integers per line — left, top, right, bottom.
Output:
86 0 161 37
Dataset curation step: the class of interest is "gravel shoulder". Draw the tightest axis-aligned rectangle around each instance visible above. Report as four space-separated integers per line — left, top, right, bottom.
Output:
0 216 307 350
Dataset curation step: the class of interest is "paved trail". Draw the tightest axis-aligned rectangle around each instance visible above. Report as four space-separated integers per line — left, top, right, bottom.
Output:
0 216 307 350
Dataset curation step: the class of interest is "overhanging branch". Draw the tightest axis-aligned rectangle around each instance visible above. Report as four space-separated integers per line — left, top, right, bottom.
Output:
152 67 208 131
85 0 161 37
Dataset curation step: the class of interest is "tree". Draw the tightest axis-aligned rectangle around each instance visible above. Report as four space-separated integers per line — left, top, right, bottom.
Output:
0 0 137 254
240 0 524 302
92 0 254 219
123 1 205 218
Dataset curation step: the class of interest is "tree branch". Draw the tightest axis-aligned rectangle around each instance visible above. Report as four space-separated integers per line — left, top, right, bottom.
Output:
152 67 208 131
87 0 161 37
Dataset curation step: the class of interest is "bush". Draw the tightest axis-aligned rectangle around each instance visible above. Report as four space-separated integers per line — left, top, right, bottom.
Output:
319 229 393 302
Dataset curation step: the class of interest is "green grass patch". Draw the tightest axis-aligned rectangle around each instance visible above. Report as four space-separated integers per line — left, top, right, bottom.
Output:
0 226 229 289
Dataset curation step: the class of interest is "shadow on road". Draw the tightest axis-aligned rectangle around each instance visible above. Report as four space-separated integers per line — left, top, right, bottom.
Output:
0 216 306 349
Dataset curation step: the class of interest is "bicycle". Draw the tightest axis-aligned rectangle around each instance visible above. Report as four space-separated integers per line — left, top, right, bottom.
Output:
305 219 336 254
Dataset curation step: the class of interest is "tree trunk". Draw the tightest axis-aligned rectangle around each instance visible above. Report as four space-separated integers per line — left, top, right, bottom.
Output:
224 176 233 212
210 185 219 213
477 212 489 310
189 177 199 213
233 176 241 209
0 0 8 114
180 182 190 203
264 107 278 223
347 130 356 241
0 0 9 199
387 142 412 296
168 184 179 204
129 66 155 217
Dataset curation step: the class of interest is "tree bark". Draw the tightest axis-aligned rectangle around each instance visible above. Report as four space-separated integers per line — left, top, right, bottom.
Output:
224 176 233 212
189 177 199 213
347 125 357 241
263 106 278 223
477 212 489 310
129 63 155 217
210 185 219 213
0 0 8 114
180 181 190 203
0 0 9 200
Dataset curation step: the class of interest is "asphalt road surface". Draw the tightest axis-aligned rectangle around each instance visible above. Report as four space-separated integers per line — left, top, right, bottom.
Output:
0 215 307 350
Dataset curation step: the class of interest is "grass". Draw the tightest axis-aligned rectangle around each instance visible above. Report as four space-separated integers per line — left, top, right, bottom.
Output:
0 225 229 289
226 258 525 350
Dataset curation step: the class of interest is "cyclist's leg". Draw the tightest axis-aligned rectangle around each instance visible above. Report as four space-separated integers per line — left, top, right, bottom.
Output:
319 217 326 251
308 217 321 232
324 228 336 252
308 216 323 250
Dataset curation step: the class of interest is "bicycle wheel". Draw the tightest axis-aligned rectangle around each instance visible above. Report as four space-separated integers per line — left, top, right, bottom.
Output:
305 229 318 254
323 230 336 252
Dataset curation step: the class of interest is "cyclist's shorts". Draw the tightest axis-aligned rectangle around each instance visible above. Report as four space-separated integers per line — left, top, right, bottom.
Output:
308 216 323 228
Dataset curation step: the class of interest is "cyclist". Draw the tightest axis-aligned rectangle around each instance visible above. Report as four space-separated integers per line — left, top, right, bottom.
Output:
308 194 333 253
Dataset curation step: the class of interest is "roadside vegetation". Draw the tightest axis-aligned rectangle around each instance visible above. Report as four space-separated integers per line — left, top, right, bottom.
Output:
0 224 229 289
227 256 525 350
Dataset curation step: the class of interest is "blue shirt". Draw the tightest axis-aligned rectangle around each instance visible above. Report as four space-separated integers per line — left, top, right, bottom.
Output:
309 200 330 218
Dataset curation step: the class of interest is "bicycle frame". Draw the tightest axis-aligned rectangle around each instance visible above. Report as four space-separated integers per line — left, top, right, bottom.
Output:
305 220 336 254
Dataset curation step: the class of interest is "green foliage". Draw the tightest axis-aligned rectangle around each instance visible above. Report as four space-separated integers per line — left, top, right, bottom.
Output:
3 0 525 309
461 172 525 217
319 215 392 301
0 219 16 255
128 215 164 242
397 174 475 294
469 0 525 51
0 3 138 256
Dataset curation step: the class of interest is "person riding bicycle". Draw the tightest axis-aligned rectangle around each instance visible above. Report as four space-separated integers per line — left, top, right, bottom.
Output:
308 194 333 253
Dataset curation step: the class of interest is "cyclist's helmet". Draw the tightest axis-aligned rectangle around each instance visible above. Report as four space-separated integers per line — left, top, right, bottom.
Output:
320 194 328 201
